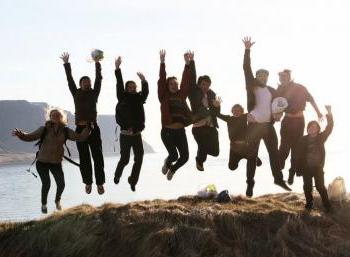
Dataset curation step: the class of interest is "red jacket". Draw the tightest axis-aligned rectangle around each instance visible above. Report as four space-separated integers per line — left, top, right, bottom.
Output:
158 61 194 127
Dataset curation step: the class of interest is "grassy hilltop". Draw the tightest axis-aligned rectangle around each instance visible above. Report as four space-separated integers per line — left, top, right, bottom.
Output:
1 193 350 257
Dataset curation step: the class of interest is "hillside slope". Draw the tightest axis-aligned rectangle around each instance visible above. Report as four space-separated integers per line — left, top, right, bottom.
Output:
1 193 350 257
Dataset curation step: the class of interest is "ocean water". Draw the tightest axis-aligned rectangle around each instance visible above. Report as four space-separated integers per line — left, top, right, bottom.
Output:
0 151 345 222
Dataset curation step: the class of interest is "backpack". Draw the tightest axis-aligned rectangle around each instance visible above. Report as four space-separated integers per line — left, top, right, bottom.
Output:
217 190 231 203
328 177 347 202
32 126 80 167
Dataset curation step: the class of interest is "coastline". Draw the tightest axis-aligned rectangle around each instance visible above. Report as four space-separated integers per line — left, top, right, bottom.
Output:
0 152 156 166
0 153 35 166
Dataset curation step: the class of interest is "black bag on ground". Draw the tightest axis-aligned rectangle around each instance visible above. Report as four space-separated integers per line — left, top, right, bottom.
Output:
217 190 231 203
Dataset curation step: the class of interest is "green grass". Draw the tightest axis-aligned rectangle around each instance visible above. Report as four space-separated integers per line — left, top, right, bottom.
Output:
1 193 350 257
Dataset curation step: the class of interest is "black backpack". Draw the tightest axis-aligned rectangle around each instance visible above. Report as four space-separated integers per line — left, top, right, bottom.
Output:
217 190 231 203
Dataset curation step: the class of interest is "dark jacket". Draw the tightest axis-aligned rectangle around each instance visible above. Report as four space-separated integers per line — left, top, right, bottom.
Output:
243 49 277 113
115 68 149 133
217 113 248 142
188 64 220 128
276 82 314 114
158 61 193 127
295 114 334 174
64 62 102 124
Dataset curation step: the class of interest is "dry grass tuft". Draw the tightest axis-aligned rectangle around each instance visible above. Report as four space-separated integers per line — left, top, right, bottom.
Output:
1 193 350 257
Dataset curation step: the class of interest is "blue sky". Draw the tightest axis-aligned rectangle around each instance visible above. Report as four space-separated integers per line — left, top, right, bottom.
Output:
1 0 349 151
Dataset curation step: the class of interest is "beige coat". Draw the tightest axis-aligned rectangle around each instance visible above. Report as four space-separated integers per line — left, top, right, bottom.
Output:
19 122 90 164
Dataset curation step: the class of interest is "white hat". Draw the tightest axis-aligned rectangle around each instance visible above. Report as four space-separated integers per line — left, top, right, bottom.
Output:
91 49 104 61
272 97 288 114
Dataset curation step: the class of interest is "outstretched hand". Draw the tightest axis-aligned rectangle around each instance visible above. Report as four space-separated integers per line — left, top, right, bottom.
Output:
325 105 332 114
318 113 324 122
12 128 23 137
137 72 146 81
115 56 122 69
242 37 255 49
212 96 222 108
60 52 69 63
159 49 166 63
184 50 194 65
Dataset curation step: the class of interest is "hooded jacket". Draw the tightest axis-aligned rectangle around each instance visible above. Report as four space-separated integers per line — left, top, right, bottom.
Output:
158 61 193 127
115 68 149 133
188 64 220 128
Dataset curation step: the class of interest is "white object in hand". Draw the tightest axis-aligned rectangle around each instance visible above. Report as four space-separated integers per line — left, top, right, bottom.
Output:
272 97 288 114
91 49 104 61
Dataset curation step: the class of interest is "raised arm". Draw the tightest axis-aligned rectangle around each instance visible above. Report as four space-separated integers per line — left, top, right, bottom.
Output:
137 72 149 102
306 89 323 120
242 37 256 89
115 56 125 102
158 49 168 102
12 127 45 142
61 52 77 96
320 105 334 142
178 51 194 99
211 94 221 116
93 61 102 97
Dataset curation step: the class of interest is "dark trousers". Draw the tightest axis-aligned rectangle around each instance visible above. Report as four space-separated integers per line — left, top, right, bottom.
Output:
279 116 305 175
303 167 331 209
228 141 257 170
192 126 219 163
36 161 65 205
76 125 105 185
115 134 144 186
246 123 283 185
161 128 189 173
229 150 244 170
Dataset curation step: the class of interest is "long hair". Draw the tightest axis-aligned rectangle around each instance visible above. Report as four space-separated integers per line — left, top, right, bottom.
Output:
45 108 68 126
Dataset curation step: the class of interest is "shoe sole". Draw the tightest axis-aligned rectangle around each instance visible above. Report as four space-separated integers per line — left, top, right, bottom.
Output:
275 183 292 191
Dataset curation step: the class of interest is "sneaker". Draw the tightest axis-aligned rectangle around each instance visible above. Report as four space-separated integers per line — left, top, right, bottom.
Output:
85 184 92 194
256 157 262 167
97 185 105 195
196 159 204 171
128 177 136 192
167 170 175 181
287 172 294 185
114 175 120 185
41 205 48 214
55 201 62 211
274 180 292 191
162 159 170 175
246 184 254 198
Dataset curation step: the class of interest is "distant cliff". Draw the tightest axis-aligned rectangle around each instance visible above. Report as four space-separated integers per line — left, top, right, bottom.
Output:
0 100 154 156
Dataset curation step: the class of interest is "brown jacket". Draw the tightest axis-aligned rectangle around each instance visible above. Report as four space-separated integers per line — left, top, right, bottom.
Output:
18 122 90 164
